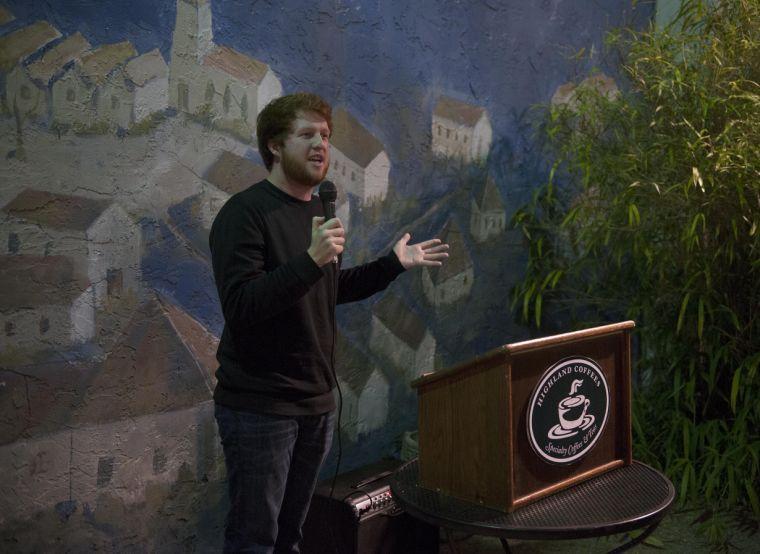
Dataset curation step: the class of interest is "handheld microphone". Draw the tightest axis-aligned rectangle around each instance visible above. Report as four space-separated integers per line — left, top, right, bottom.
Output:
318 181 339 264
318 180 337 220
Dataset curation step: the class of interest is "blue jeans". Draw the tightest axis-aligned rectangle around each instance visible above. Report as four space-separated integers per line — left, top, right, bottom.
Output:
214 404 335 554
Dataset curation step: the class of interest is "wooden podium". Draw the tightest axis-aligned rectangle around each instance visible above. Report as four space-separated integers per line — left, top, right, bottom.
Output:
411 321 634 513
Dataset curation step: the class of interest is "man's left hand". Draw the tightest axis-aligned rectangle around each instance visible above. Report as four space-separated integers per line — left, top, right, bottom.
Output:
393 233 449 270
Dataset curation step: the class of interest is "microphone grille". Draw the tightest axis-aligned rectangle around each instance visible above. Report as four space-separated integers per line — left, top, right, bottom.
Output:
318 180 337 201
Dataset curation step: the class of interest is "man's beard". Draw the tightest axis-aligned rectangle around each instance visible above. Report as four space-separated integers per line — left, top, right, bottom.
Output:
281 148 327 188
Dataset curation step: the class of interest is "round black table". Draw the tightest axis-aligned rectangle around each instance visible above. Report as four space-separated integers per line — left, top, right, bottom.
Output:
390 459 675 553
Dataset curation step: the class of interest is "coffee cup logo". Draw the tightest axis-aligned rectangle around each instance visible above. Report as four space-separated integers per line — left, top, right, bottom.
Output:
549 378 594 439
527 357 609 464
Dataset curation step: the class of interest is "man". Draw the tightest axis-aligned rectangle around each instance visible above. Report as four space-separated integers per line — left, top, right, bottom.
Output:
209 92 448 553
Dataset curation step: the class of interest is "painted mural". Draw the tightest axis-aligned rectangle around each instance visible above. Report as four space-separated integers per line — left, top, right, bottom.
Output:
0 0 650 549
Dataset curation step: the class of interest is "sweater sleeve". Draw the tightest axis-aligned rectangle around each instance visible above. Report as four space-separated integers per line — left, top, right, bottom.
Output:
336 250 406 304
210 197 324 330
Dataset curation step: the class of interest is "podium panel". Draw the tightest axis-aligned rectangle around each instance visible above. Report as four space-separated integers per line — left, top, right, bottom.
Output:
412 321 634 512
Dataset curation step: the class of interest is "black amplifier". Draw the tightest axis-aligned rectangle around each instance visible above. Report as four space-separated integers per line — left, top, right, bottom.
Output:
301 459 439 554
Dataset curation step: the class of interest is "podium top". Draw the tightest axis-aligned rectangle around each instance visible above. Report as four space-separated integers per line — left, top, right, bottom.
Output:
411 320 635 389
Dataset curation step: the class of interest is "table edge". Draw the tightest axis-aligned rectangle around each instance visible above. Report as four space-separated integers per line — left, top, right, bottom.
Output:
390 460 676 541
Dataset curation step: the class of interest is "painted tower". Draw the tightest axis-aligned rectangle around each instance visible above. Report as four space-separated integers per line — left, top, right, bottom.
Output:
169 0 213 111
168 0 281 134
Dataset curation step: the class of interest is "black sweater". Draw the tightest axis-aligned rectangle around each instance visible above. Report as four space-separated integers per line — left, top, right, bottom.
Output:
209 180 405 415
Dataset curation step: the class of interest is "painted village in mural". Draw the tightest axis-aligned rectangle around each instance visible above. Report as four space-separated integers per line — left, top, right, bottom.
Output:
0 0 635 548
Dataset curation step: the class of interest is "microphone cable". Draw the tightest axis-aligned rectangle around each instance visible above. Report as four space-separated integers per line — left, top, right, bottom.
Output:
327 251 344 554
317 182 345 554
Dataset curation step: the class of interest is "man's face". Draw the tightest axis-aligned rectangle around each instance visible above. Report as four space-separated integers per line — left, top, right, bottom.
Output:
276 110 331 188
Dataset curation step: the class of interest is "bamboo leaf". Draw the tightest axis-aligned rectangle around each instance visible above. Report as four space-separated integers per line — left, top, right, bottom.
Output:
692 166 705 193
644 535 665 549
540 271 555 291
632 408 646 444
561 206 577 226
680 463 691 503
628 203 641 226
746 481 760 518
730 367 742 414
522 281 536 322
747 353 760 380
697 297 705 339
688 213 705 242
677 292 691 334
729 309 740 331
628 530 666 549
550 269 563 288
673 370 682 406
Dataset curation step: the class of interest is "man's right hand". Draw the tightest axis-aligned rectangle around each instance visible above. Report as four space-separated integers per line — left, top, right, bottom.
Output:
307 217 345 266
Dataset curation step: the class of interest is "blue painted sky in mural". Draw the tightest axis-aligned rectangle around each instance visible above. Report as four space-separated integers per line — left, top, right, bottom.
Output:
3 0 650 159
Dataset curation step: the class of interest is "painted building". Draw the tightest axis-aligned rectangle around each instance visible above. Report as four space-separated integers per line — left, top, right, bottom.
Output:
331 179 351 232
168 152 268 257
198 150 270 230
431 96 492 163
7 28 167 130
0 255 94 355
335 333 390 441
0 20 60 76
123 48 169 123
202 151 350 230
0 296 220 522
2 189 141 309
5 32 90 122
422 218 474 306
205 150 268 196
470 175 506 242
551 73 620 110
326 107 390 206
169 0 282 133
369 294 435 381
51 41 137 129
167 191 225 260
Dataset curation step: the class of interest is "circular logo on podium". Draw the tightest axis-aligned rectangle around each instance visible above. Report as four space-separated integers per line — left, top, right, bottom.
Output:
527 357 609 465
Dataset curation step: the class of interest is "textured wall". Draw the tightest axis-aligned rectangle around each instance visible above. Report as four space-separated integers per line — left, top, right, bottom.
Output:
0 0 651 549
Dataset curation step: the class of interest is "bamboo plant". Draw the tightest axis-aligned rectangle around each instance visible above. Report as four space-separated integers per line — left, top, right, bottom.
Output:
512 0 759 541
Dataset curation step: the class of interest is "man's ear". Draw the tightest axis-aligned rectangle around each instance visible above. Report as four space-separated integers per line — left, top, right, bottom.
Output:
268 140 281 161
